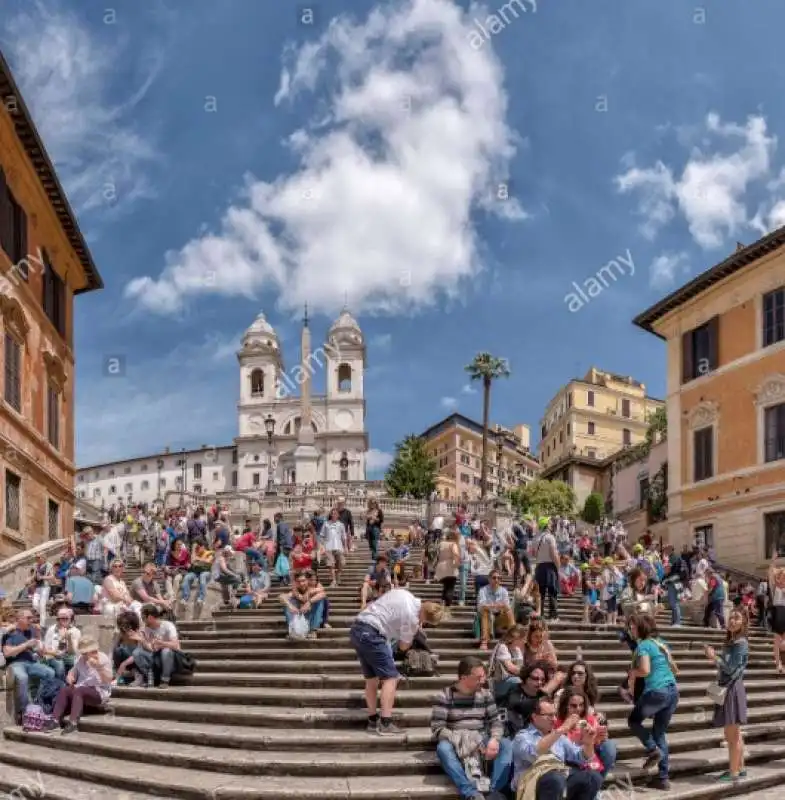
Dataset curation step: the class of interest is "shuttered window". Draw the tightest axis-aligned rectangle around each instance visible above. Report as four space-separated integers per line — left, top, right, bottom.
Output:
693 427 714 482
4 333 21 412
682 316 719 383
47 384 60 449
42 250 66 337
0 170 28 273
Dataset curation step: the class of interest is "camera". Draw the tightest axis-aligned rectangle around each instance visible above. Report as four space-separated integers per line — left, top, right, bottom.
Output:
577 720 589 730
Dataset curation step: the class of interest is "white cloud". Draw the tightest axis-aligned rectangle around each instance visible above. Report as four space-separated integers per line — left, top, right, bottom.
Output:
649 252 690 290
2 4 161 215
461 383 477 394
616 114 776 249
125 0 525 317
441 396 459 409
366 448 394 473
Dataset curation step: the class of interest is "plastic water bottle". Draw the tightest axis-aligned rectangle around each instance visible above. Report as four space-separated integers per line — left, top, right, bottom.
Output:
576 645 583 662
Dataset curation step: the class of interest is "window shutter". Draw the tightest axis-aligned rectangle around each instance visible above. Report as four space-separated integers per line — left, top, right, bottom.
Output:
0 169 10 258
681 331 693 384
707 316 719 371
17 205 27 272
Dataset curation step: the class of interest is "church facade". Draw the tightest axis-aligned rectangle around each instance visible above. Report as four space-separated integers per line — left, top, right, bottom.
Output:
75 309 369 505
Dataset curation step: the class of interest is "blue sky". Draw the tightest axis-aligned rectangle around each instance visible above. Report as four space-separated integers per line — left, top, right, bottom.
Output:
3 0 785 474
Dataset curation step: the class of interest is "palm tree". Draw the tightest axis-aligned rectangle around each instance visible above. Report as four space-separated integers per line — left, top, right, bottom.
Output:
464 353 511 499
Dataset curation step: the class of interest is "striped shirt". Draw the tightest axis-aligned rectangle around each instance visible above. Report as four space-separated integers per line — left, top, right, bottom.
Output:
430 685 504 741
86 537 103 561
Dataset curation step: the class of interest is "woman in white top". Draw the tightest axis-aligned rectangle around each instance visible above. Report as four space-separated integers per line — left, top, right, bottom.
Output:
433 531 461 607
47 636 112 734
768 556 785 673
100 560 141 621
466 538 493 595
489 624 526 702
321 508 347 587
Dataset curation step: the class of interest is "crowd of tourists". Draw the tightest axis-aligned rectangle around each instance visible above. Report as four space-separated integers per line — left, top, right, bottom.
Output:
351 508 762 798
1 497 780 797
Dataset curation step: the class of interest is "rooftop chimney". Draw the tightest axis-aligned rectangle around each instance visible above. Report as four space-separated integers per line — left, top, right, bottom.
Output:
736 241 745 252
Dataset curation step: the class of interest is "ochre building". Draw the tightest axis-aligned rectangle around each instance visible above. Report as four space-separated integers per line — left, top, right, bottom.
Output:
0 52 102 557
635 235 785 572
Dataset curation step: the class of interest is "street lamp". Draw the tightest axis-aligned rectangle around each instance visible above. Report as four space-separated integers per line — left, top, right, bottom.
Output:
264 414 276 495
180 449 187 505
156 458 164 501
496 436 504 496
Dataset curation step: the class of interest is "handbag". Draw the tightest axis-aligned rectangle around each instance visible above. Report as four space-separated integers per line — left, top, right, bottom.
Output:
706 681 727 705
274 553 290 578
289 613 309 639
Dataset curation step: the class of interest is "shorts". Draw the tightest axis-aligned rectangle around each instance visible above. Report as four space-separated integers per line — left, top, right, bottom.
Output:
350 621 399 680
606 596 618 613
326 550 346 568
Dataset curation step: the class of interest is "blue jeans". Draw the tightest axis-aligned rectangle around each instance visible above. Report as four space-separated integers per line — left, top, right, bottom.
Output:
666 582 682 625
436 737 513 799
47 658 66 681
534 769 603 800
9 661 55 712
596 739 617 773
458 563 469 604
284 598 325 631
181 571 211 602
628 683 679 779
132 646 175 681
367 526 381 560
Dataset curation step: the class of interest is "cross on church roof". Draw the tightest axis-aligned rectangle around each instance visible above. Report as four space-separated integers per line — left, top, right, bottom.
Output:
303 302 309 328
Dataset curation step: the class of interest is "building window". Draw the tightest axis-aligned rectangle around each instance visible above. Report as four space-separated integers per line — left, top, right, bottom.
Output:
567 392 573 409
588 421 595 435
763 287 785 348
77 475 84 483
141 464 148 472
587 390 594 407
559 431 563 444
765 512 785 558
682 317 719 383
123 483 132 494
193 463 202 479
174 476 182 489
212 471 219 481
108 469 115 477
47 384 59 448
541 424 546 439
340 469 349 481
460 473 470 484
337 363 352 392
5 470 20 530
252 472 260 486
141 480 149 491
109 485 117 495
47 499 59 541
567 422 571 435
124 466 131 474
0 174 28 269
621 398 631 418
42 250 66 337
586 448 597 459
764 402 785 463
231 470 237 488
93 488 101 498
694 426 714 482
694 524 714 550
250 369 265 397
638 476 650 509
4 333 21 412
232 449 238 464
193 484 202 494
623 428 631 446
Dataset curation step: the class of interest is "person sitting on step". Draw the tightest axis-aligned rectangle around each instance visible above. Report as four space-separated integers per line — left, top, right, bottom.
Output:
555 687 617 778
387 533 411 588
212 546 243 609
1 609 56 723
129 604 182 688
431 655 513 800
307 571 331 628
361 555 391 610
554 661 600 716
44 636 113 734
99 560 141 621
512 695 603 800
42 607 81 679
113 610 144 686
131 562 174 618
280 571 326 640
238 561 271 609
64 563 98 615
477 570 514 651
179 538 214 613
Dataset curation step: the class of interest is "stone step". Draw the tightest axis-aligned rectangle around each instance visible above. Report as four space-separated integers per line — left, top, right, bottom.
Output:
0 762 153 800
4 737 785 798
70 714 785 758
109 683 780 713
104 696 785 730
178 672 780 698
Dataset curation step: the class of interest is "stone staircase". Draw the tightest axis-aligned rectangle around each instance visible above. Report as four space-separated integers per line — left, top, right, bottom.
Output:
2 545 785 798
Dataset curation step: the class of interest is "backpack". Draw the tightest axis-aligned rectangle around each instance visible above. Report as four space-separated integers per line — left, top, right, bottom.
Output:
402 648 439 677
22 704 54 732
35 677 66 715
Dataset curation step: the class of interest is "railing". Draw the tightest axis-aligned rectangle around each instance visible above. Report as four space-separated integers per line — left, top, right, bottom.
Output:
0 538 71 598
712 561 764 583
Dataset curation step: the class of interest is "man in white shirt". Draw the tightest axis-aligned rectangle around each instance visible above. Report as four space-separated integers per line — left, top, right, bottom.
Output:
321 509 347 587
477 570 514 650
130 604 181 688
350 589 445 736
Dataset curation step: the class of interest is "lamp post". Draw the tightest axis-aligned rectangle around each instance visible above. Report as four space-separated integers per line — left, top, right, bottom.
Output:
496 436 504 497
264 414 276 496
180 449 187 505
156 458 164 501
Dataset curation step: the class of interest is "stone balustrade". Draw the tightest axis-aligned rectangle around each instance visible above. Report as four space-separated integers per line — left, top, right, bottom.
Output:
0 538 70 600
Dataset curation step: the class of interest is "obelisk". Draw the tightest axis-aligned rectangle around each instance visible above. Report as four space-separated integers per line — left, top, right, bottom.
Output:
292 303 320 484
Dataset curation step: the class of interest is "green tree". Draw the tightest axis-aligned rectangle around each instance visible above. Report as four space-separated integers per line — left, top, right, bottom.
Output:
384 435 437 499
582 492 604 524
645 406 667 446
510 478 575 518
464 352 511 499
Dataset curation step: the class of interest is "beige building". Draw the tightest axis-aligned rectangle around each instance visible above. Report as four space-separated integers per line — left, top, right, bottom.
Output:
539 368 664 507
633 232 785 572
420 413 540 501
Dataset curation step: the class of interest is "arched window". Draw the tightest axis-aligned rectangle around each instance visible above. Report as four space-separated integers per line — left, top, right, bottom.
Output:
250 368 265 397
337 363 352 392
141 480 150 490
285 417 318 435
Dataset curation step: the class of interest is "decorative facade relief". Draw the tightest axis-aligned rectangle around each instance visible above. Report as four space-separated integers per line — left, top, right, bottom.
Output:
755 374 785 407
687 401 719 430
